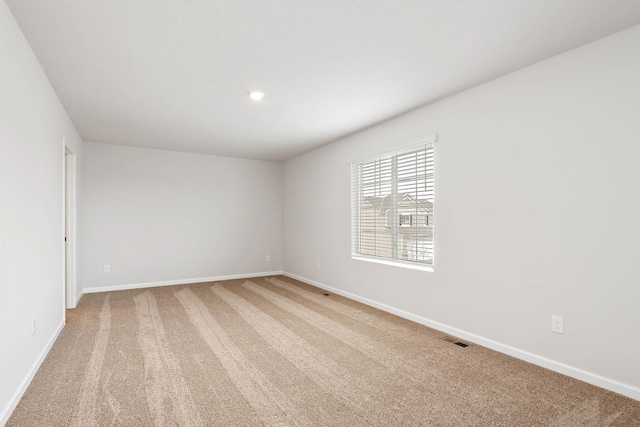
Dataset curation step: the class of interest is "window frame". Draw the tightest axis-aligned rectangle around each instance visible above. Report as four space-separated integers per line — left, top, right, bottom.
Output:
399 213 413 227
350 136 436 272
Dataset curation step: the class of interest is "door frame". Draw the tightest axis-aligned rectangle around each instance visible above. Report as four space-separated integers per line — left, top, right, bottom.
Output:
63 139 78 309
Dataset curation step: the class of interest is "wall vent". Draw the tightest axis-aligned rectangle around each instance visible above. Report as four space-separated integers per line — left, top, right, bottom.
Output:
441 336 470 347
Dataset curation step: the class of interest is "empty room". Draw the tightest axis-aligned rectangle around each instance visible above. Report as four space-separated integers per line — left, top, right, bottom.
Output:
2 1 640 425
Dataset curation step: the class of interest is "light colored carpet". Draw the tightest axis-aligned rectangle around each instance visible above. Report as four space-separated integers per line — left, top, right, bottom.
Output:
8 276 640 426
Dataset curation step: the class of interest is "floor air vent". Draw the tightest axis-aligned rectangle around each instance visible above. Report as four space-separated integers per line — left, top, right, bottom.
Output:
441 336 470 348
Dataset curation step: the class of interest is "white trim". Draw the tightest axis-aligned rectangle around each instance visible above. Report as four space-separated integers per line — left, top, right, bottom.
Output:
61 139 66 314
0 320 65 425
282 271 640 402
83 271 284 294
75 289 84 306
63 142 78 309
348 134 437 165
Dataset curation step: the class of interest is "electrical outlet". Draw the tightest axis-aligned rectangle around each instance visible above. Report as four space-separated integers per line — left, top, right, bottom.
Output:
104 265 110 273
551 315 564 334
266 255 271 262
32 318 36 336
316 262 320 271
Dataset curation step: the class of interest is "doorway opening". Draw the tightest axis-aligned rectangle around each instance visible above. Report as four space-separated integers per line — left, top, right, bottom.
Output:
64 142 77 311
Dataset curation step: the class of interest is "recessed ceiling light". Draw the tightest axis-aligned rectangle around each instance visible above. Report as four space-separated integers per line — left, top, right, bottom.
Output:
248 91 265 101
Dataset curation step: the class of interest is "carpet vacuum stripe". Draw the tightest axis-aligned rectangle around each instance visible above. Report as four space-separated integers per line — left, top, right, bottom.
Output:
175 287 311 426
134 291 203 426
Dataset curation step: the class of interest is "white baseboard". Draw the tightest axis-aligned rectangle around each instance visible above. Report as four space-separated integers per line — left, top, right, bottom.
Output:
282 271 640 402
83 271 284 294
75 290 83 306
0 319 65 426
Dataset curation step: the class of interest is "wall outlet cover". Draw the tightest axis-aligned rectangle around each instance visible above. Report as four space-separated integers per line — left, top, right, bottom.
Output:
552 315 564 334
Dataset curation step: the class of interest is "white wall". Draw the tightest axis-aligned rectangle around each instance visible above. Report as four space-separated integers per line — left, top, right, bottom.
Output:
283 25 640 398
81 142 282 290
0 1 84 423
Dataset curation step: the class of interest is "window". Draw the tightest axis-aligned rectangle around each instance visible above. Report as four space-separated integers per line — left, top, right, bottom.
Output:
399 213 412 227
351 137 435 269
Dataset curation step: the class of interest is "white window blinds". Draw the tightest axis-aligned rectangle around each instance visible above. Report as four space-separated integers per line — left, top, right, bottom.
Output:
351 137 435 268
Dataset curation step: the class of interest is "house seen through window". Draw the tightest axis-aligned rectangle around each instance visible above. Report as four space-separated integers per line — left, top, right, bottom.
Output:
351 137 435 269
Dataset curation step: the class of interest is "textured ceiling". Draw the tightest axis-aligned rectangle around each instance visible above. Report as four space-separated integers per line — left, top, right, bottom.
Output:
6 1 640 161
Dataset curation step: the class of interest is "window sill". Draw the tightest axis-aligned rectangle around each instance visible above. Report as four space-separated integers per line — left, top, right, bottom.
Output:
351 255 434 272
